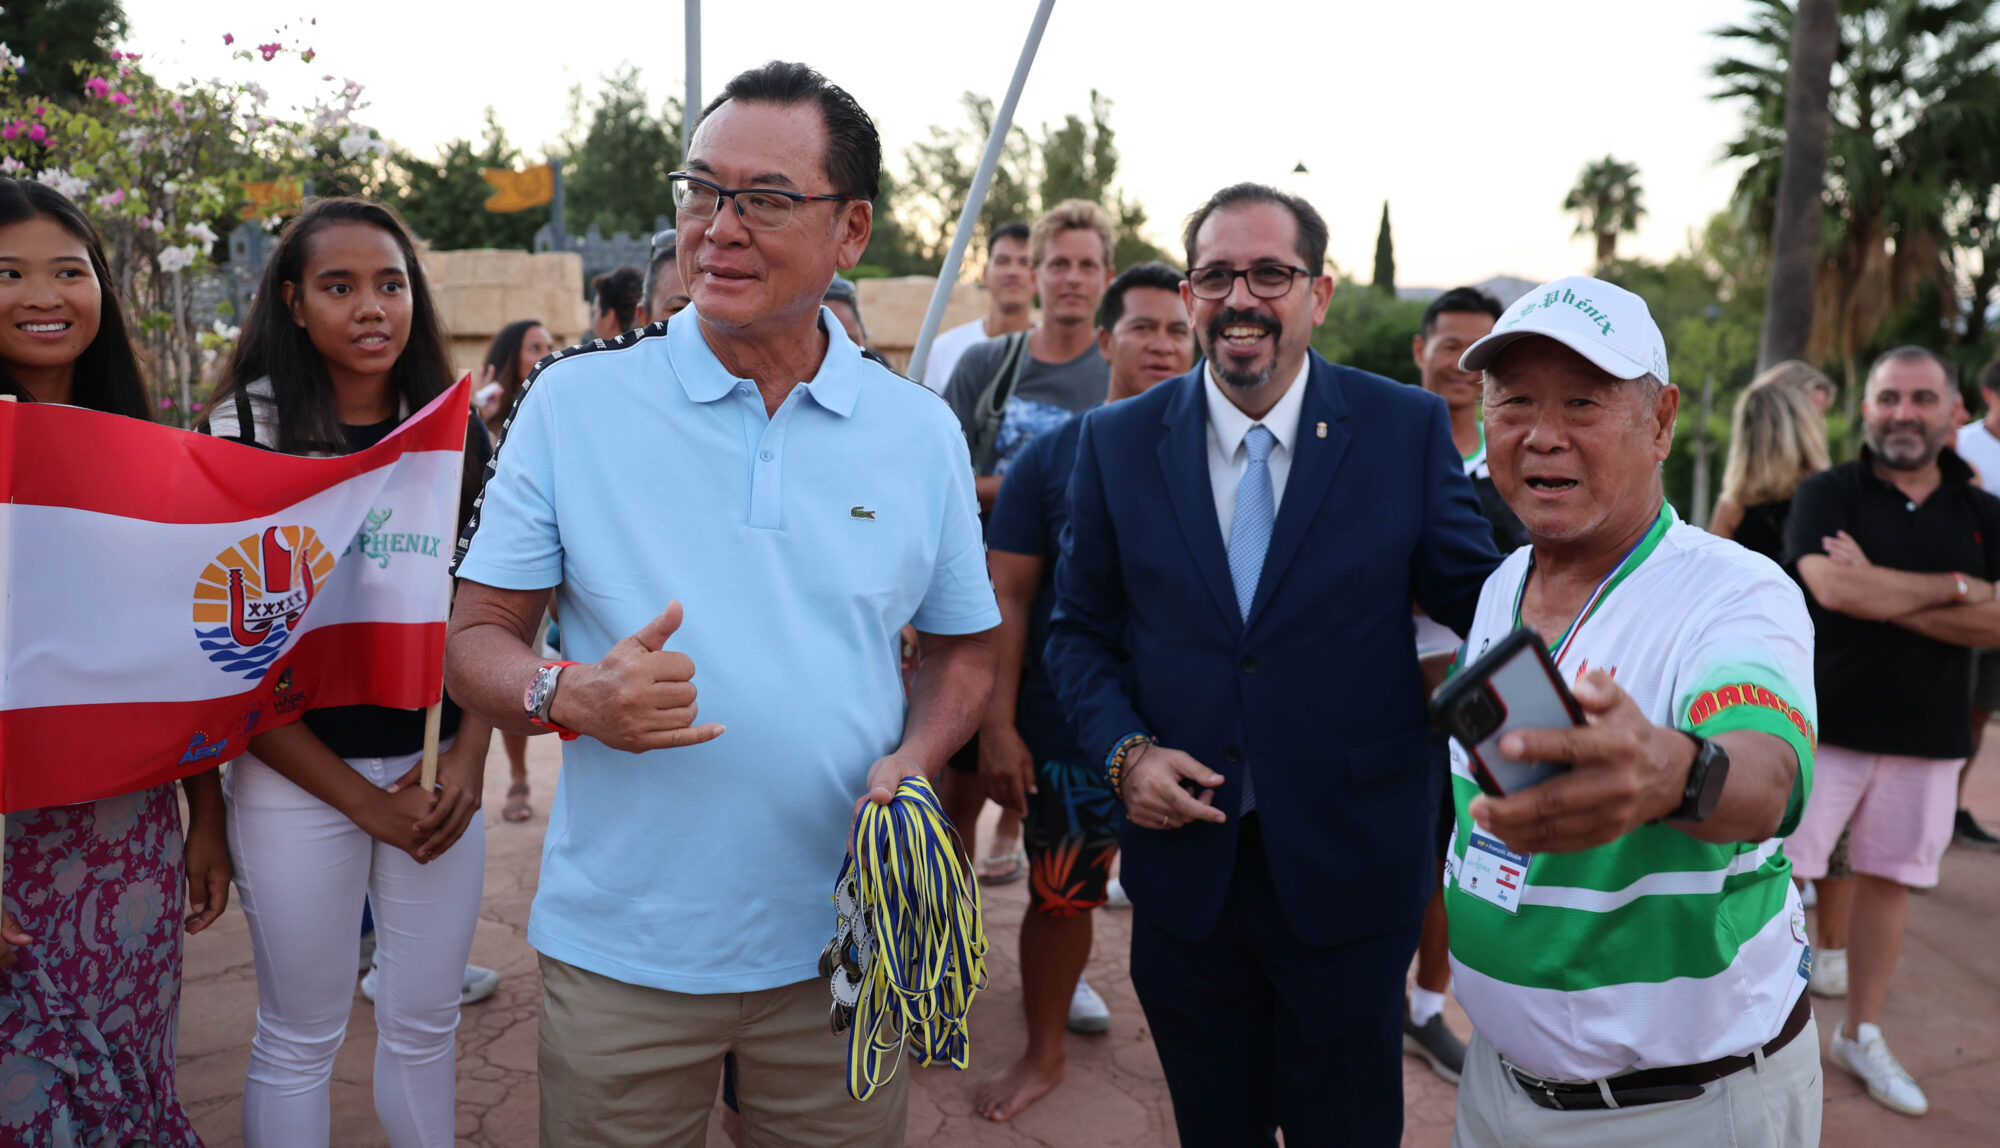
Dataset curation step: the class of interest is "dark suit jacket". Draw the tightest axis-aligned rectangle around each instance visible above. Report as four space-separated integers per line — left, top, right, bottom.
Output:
1045 354 1503 946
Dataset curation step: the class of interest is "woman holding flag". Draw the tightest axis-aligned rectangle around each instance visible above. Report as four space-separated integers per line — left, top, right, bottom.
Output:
202 197 493 1148
0 179 230 1146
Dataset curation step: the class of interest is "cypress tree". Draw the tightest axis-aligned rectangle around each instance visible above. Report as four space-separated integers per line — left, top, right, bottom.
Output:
1372 201 1396 295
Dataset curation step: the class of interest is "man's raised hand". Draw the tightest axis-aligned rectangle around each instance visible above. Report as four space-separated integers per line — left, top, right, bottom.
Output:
551 600 726 753
1469 670 1690 854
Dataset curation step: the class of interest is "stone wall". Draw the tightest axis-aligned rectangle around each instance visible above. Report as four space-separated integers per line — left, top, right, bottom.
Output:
855 277 995 376
423 248 592 376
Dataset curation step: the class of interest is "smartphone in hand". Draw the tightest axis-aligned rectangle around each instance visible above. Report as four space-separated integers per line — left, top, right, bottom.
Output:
1429 627 1584 798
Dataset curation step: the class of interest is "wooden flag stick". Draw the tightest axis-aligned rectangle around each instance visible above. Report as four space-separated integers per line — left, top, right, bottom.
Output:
419 701 443 792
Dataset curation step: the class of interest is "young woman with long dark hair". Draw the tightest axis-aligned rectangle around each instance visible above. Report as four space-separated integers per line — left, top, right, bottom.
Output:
0 176 231 1146
202 197 493 1148
473 316 553 439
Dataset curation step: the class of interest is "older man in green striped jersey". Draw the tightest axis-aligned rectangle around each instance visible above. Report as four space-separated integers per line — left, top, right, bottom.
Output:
1439 277 1821 1148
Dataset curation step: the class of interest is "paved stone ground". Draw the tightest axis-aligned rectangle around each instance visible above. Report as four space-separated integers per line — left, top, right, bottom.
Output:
179 735 2000 1146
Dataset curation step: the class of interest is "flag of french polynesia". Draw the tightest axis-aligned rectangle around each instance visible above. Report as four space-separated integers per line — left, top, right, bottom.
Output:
0 377 471 812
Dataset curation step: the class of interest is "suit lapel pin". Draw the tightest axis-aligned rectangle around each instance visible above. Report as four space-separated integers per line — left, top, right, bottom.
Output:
1315 421 1328 439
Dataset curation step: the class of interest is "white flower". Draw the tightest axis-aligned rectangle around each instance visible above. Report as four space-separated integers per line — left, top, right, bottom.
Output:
162 179 179 195
156 244 200 273
0 42 24 73
186 221 217 245
36 169 91 199
0 157 21 175
337 129 387 159
211 319 241 340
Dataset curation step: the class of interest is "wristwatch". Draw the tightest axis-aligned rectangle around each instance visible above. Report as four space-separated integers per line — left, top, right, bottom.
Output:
1953 572 1971 603
524 661 581 740
1665 732 1731 823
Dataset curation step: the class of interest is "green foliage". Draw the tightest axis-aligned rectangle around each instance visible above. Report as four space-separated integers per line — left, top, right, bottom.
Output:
1371 201 1396 295
891 88 1167 277
561 67 681 238
390 109 547 251
0 0 125 100
1310 278 1426 385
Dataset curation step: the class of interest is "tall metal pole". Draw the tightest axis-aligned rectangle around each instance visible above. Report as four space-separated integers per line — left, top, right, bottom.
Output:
684 0 701 162
908 0 1057 385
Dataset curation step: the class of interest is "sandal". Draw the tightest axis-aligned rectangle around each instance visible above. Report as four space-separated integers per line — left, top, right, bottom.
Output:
977 848 1026 885
502 782 533 823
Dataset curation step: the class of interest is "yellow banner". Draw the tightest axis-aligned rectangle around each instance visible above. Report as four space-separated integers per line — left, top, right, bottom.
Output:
481 165 555 213
238 177 306 221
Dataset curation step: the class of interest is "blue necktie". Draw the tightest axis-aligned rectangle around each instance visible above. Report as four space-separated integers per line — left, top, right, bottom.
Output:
1228 424 1276 814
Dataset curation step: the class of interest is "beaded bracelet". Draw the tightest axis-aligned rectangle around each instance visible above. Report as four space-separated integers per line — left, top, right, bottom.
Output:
1105 732 1153 800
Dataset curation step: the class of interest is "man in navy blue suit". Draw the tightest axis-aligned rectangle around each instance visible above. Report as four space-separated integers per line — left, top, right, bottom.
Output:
1044 183 1503 1146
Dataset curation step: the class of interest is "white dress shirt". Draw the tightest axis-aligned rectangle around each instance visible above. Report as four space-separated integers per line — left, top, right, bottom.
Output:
1205 357 1310 539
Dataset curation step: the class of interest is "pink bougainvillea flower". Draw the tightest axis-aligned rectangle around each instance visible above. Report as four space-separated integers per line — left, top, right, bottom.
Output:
302 49 316 63
110 50 123 61
95 189 126 209
258 42 281 61
159 397 173 410
26 124 46 142
109 92 131 106
84 76 110 98
1 124 15 140
192 402 204 412
223 33 235 45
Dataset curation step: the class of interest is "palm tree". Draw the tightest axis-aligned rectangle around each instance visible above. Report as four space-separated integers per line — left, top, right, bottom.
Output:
1715 0 2000 414
1564 157 1647 267
1754 0 1841 371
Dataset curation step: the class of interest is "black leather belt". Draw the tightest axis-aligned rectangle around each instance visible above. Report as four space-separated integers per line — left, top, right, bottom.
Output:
1511 991 1812 1111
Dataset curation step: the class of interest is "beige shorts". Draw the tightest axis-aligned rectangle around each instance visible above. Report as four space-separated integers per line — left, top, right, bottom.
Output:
537 953 908 1148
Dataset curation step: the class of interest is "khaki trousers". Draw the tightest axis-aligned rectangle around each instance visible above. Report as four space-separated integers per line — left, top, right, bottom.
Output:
1452 1019 1822 1148
537 954 908 1148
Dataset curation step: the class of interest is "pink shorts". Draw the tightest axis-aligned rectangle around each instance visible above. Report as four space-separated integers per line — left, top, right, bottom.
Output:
1787 744 1965 887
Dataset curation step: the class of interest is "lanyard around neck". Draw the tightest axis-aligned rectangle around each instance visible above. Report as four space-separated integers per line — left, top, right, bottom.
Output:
1512 503 1671 666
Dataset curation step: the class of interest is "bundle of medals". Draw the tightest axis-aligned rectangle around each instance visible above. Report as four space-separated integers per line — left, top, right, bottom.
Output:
819 775 988 1101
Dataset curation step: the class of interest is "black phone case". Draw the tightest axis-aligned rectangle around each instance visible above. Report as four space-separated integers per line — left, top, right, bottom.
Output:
1429 627 1586 798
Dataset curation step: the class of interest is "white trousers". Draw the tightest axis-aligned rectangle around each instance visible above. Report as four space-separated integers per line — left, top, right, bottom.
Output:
226 747 486 1148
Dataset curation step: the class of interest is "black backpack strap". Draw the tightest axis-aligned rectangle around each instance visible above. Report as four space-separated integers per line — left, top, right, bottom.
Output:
970 331 1031 475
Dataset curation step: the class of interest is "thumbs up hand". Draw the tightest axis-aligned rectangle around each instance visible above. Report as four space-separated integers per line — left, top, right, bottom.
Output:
550 600 726 753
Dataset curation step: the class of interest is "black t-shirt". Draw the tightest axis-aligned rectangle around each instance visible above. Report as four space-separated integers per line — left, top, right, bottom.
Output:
298 412 493 759
1733 498 1791 565
1783 448 2000 759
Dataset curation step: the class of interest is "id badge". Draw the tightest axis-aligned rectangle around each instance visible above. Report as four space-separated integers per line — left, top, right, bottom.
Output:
1459 830 1531 915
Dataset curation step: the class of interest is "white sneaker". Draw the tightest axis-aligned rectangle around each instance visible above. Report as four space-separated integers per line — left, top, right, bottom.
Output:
359 963 501 1007
1067 977 1111 1034
1830 1022 1928 1116
1809 947 1847 998
1104 878 1132 909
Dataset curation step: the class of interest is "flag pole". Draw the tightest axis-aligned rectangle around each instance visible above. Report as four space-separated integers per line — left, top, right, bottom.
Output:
419 379 473 793
907 0 1057 386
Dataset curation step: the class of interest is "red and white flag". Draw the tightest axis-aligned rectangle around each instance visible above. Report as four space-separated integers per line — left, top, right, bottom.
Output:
0 378 470 812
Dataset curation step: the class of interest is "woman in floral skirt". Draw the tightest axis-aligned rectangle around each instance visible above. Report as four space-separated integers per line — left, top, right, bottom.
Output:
0 178 233 1143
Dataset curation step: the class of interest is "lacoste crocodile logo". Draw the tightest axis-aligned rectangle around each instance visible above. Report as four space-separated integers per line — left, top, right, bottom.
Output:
850 506 877 520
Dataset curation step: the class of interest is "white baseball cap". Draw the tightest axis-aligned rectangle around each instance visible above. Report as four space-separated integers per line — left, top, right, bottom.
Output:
1458 275 1670 387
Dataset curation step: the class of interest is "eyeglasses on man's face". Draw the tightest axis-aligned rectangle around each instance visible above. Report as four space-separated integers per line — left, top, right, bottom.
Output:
668 172 858 232
1186 263 1317 301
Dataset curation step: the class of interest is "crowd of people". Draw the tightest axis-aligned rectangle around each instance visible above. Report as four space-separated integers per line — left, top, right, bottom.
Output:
2 55 1997 1148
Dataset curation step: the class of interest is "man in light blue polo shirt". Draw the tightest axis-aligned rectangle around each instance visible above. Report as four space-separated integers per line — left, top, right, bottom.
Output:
443 60 999 1148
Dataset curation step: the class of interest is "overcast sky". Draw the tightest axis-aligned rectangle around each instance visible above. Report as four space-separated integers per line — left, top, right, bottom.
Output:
123 0 1761 288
